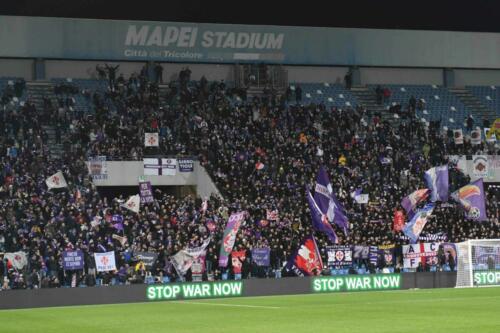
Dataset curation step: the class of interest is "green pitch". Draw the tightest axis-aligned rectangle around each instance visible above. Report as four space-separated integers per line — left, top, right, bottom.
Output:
1 287 500 333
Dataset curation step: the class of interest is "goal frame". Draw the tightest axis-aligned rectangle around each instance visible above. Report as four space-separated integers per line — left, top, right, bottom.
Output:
456 239 500 288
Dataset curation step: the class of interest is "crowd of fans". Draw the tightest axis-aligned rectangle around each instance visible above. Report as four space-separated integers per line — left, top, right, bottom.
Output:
0 66 499 289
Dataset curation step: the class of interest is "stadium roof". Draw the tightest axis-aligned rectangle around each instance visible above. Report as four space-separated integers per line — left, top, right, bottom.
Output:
1 0 500 33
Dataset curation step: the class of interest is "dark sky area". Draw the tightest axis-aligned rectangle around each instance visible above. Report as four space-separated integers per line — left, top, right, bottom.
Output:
1 0 500 32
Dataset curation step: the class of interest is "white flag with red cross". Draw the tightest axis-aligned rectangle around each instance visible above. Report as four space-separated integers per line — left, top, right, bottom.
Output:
45 171 68 189
121 194 140 213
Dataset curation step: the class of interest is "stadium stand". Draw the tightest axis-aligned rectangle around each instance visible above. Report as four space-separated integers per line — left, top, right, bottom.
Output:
0 66 499 290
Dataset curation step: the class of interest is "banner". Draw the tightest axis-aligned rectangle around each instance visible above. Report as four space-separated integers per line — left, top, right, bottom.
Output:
326 245 352 268
94 251 117 272
369 246 379 265
401 189 430 220
314 167 349 235
145 132 159 147
441 243 457 270
353 245 370 259
451 178 488 221
191 255 206 276
471 129 482 145
474 246 500 266
493 118 500 137
252 248 271 266
4 251 27 270
484 128 497 143
424 165 448 202
393 210 405 232
402 243 439 268
380 244 396 266
178 158 194 172
354 194 369 204
397 233 448 242
219 212 246 267
45 171 68 189
88 156 108 180
284 234 323 276
143 158 177 176
266 209 279 221
449 155 467 173
171 251 194 276
453 129 463 144
185 237 211 258
121 194 140 213
133 251 158 268
112 234 128 246
172 238 211 276
402 203 435 243
307 189 338 244
472 155 488 178
139 181 154 204
231 250 246 274
62 250 84 270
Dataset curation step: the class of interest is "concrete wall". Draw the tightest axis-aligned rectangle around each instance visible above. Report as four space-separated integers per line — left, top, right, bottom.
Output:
4 57 500 87
360 67 443 85
286 66 349 84
0 272 457 310
454 69 500 86
90 161 222 198
45 59 232 81
0 58 34 80
196 165 222 199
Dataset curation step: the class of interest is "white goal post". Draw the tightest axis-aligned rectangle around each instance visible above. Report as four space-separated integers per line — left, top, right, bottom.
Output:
456 239 500 288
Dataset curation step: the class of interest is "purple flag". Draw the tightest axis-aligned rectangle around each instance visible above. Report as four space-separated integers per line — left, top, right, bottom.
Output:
314 167 349 235
307 189 338 244
218 211 246 267
451 178 488 221
252 248 271 266
139 181 154 204
424 165 449 202
111 214 124 231
401 189 430 220
402 203 435 243
112 222 124 231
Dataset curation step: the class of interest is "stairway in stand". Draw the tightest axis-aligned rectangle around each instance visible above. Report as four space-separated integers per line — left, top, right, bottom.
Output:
26 81 56 111
26 81 63 159
350 86 399 125
449 87 496 123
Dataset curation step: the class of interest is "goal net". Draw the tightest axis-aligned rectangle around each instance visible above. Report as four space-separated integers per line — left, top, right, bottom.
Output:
456 239 500 288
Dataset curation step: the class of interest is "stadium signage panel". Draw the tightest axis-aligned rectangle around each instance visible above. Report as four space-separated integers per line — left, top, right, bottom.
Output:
2 16 500 67
147 281 243 300
473 271 500 286
312 274 401 293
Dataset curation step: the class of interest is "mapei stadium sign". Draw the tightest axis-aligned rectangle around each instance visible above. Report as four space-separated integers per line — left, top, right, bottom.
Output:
2 16 500 67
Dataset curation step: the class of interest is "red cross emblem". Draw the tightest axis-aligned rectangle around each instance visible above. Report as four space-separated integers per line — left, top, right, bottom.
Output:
52 176 60 185
127 201 136 208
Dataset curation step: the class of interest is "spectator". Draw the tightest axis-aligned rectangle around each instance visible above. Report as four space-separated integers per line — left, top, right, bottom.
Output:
295 85 302 103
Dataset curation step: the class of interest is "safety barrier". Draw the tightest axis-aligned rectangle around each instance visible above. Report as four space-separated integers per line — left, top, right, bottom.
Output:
0 272 457 310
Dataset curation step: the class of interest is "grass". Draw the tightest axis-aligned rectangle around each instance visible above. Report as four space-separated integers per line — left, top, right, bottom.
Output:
1 287 500 333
